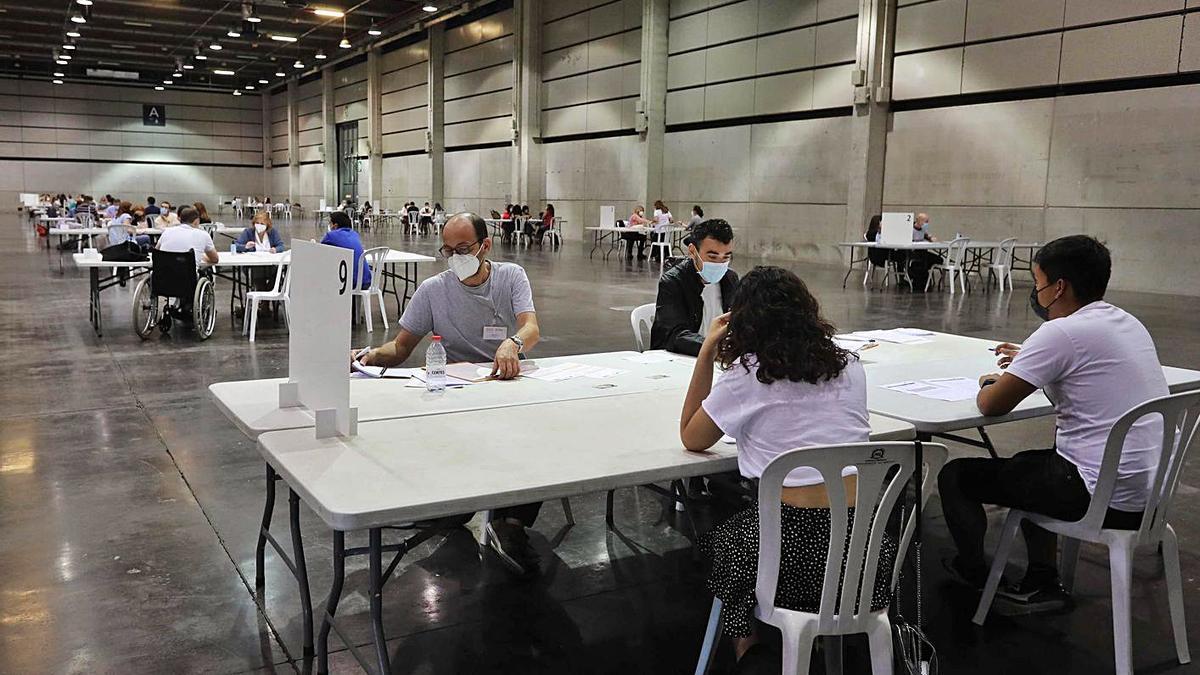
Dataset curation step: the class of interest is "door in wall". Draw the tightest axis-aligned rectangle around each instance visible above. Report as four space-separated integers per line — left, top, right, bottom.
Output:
336 121 359 205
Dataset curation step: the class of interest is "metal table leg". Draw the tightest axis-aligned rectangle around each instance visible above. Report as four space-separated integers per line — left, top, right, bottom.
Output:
290 490 315 669
317 531 346 675
255 464 278 588
368 528 390 674
90 267 101 335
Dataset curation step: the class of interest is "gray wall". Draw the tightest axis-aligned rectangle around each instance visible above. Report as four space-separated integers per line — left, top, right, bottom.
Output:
0 78 264 210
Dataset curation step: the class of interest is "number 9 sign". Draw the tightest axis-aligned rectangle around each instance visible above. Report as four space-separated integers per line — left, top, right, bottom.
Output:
338 260 348 295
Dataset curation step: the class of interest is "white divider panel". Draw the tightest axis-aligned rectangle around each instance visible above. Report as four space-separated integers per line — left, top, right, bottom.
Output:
881 212 915 246
279 239 358 438
600 205 616 228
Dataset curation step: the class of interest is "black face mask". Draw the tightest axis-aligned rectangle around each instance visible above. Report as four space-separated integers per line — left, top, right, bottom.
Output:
1029 283 1057 321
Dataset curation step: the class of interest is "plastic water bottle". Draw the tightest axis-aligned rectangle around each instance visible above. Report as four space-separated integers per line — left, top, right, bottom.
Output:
425 335 447 392
230 242 237 254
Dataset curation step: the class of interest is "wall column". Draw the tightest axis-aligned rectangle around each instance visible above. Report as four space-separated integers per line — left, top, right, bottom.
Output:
287 80 299 205
511 0 544 209
637 0 668 208
261 93 272 198
845 0 896 238
428 23 446 207
322 69 337 206
367 47 384 205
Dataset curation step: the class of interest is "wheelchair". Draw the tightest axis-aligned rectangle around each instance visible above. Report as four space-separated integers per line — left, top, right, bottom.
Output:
132 249 217 340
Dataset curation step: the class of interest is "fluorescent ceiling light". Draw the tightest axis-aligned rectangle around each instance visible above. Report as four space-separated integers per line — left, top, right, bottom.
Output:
233 90 242 96
312 8 345 18
163 79 172 84
155 86 164 91
213 69 235 75
182 63 194 70
63 43 76 50
124 20 153 28
368 21 381 36
76 0 93 5
293 60 304 68
339 37 351 49
270 34 298 42
258 78 268 84
66 29 81 38
53 71 65 77
71 12 86 24
209 41 223 50
53 79 64 84
275 71 286 77
60 53 72 60
228 27 242 38
422 5 438 12
172 71 182 78
245 85 255 90
195 53 207 60
314 50 327 59
244 3 261 23
56 59 68 65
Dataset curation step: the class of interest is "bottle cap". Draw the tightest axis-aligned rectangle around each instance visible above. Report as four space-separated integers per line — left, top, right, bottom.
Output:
432 335 442 342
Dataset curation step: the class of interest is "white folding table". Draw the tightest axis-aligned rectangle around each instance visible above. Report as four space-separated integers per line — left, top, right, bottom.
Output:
586 225 686 260
838 240 1043 289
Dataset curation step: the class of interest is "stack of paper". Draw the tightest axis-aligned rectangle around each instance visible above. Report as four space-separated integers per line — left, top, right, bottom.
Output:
350 365 419 379
523 362 629 382
882 377 980 402
850 328 934 344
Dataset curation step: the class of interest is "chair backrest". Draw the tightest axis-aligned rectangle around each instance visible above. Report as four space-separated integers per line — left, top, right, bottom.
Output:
149 248 199 298
267 252 291 295
76 212 95 227
994 237 1018 267
630 303 655 352
359 246 389 292
407 208 419 221
755 442 948 633
945 237 970 267
1078 390 1200 545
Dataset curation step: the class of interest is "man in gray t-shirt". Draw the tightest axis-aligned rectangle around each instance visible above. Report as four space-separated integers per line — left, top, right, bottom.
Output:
355 212 545 577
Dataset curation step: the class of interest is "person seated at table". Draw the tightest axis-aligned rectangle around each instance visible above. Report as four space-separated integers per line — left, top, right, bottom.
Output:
863 214 894 272
73 195 98 223
527 203 554 245
651 219 738 357
939 235 1168 614
194 201 213 225
905 212 941 290
236 212 286 253
103 196 119 220
105 201 152 250
621 205 651 261
419 201 434 234
154 202 181 227
143 196 161 217
321 211 371 290
500 203 516 242
680 265 893 664
354 212 544 577
649 200 674 262
157 205 219 267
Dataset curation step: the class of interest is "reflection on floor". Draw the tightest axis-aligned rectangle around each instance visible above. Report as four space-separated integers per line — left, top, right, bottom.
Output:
2 214 1198 674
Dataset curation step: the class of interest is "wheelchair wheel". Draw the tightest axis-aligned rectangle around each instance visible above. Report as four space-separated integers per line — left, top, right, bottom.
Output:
193 276 216 340
132 277 157 339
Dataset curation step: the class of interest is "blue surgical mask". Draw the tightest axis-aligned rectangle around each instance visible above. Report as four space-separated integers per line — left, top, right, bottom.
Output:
698 260 729 284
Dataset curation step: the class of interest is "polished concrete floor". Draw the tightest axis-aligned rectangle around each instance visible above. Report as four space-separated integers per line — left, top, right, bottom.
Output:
2 212 1199 675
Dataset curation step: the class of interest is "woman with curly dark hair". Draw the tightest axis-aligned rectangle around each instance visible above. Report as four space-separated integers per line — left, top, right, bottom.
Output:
679 266 895 662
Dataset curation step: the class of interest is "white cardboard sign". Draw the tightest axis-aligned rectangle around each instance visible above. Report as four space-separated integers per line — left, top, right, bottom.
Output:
880 212 915 246
280 239 358 438
600 205 616 228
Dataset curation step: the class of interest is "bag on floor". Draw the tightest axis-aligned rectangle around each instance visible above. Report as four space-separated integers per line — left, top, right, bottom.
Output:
101 240 148 262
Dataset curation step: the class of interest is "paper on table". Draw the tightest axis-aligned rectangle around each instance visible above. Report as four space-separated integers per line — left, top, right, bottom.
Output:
350 365 419 379
882 377 979 402
833 338 880 353
896 328 934 336
624 352 676 364
409 370 475 387
470 361 542 380
851 329 932 344
523 362 630 382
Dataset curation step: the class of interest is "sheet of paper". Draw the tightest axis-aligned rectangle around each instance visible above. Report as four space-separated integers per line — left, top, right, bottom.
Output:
623 352 676 364
410 370 475 387
833 338 880 353
519 362 630 382
471 361 542 380
350 366 418 379
882 377 979 402
851 329 932 345
896 328 934 336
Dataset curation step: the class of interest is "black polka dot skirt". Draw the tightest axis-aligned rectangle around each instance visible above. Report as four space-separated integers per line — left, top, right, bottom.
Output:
698 504 898 638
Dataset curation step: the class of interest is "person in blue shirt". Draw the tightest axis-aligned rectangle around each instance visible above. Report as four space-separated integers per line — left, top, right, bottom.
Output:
235 211 287 253
321 210 371 289
143 196 161 217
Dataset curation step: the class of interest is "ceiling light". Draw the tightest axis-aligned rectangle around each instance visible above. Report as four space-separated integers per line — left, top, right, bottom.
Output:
53 71 64 77
368 20 382 36
243 3 261 23
53 79 64 84
55 59 68 65
213 69 235 76
182 63 194 70
258 78 268 84
209 41 223 51
233 90 242 96
66 29 81 38
63 42 76 50
60 54 72 60
312 8 345 18
76 0 93 5
339 37 351 49
245 85 255 90
71 12 86 24
172 71 182 78
124 20 153 28
270 34 298 43
293 60 304 68
422 5 438 12
155 86 164 91
275 70 286 77
163 79 172 84
314 49 327 59
227 26 242 38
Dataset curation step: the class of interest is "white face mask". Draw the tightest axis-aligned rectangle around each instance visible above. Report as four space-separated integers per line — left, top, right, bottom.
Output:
448 246 483 281
254 223 267 235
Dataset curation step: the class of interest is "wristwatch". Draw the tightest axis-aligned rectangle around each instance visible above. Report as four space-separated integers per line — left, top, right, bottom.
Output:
507 335 524 351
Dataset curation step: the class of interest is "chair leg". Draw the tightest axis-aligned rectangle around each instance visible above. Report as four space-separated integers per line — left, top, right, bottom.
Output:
479 509 494 546
363 294 373 332
823 635 843 675
377 290 388 330
866 614 894 675
694 598 723 675
248 300 260 342
973 511 1023 625
949 268 957 294
960 267 967 293
1162 525 1191 664
1109 541 1136 675
559 497 574 526
780 625 816 675
605 489 615 527
1060 537 1081 593
242 297 251 335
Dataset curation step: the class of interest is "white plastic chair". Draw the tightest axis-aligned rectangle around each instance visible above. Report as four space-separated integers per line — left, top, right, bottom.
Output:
987 237 1017 292
925 237 970 294
862 252 898 290
406 209 421 236
353 247 390 332
651 229 673 275
630 303 655 352
544 217 564 247
973 391 1200 675
695 441 948 675
243 253 291 342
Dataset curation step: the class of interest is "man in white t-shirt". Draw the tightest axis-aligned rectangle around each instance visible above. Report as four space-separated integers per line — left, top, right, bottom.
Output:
939 235 1167 614
157 205 219 267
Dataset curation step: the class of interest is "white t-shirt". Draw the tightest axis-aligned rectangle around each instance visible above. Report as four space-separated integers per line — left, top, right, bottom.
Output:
1006 301 1168 511
157 225 216 266
698 281 722 338
703 356 870 487
653 209 672 233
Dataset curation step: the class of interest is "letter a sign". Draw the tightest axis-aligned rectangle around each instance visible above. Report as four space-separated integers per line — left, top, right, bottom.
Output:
143 104 166 127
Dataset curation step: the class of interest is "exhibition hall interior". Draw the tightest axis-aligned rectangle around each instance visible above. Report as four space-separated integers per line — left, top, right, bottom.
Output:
3 0 1200 673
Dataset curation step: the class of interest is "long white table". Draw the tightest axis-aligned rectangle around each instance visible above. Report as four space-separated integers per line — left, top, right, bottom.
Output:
838 240 1043 289
587 225 687 260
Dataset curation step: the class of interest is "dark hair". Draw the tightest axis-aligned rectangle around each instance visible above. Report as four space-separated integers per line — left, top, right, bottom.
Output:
690 218 733 246
692 205 703 217
717 266 852 385
1033 235 1111 303
146 196 156 204
866 214 882 240
654 199 667 212
545 203 555 217
329 211 352 229
177 205 199 224
448 211 489 241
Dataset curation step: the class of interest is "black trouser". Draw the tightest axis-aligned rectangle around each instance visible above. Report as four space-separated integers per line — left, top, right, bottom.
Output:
938 449 1142 584
621 232 646 257
494 502 542 527
648 231 666 260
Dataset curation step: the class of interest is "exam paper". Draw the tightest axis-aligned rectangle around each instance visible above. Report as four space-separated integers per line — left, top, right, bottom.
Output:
882 377 980 402
851 329 933 344
522 362 630 382
350 366 419 379
624 352 676 364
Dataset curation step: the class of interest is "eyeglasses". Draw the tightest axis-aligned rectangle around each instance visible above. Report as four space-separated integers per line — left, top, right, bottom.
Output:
439 239 482 258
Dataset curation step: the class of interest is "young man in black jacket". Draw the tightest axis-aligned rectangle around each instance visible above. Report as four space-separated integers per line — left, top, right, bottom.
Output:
650 219 738 356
